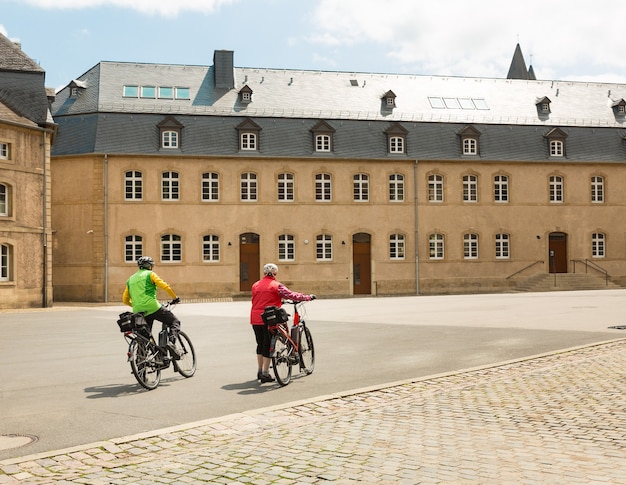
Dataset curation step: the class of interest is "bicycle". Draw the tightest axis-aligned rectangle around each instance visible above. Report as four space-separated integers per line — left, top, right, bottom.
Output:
116 300 197 390
268 299 315 386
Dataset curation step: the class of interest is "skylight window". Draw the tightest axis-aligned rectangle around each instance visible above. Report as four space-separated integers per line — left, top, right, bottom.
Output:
428 96 489 110
443 97 461 109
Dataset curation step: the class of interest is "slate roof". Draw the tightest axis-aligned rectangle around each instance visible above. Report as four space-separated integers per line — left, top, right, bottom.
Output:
51 50 626 162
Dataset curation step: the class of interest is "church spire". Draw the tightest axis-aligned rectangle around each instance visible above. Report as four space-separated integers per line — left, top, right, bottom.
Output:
507 43 535 80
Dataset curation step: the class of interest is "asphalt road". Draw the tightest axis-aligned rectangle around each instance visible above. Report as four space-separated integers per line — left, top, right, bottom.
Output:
1 290 624 460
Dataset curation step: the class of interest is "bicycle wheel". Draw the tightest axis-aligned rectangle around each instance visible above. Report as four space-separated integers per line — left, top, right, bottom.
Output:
298 325 315 375
271 335 292 386
129 339 161 390
172 331 196 378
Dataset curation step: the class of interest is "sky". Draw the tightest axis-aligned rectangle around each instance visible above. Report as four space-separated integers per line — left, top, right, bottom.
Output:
1 0 626 92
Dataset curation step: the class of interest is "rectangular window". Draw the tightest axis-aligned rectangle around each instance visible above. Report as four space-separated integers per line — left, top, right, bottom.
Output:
278 173 294 201
353 174 369 202
140 86 156 98
463 175 478 202
162 172 179 200
390 234 405 260
203 235 220 262
315 134 331 152
161 130 178 148
389 174 404 202
389 136 404 153
495 233 510 259
592 233 605 258
279 234 295 261
463 138 477 155
315 173 332 201
202 172 219 201
124 235 143 262
241 133 257 150
550 140 564 157
494 175 509 203
0 184 7 216
316 234 333 260
591 176 604 203
0 142 9 160
550 175 563 203
241 173 257 201
0 244 9 281
428 175 444 202
429 234 444 260
125 171 142 200
464 233 479 259
161 234 182 262
123 85 139 97
158 87 174 99
175 87 190 99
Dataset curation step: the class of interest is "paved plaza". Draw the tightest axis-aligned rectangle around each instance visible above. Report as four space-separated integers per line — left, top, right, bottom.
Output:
1 338 625 484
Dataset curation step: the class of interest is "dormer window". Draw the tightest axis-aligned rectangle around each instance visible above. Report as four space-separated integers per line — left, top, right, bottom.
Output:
611 99 626 118
458 125 482 156
157 116 183 150
536 96 551 117
385 122 408 154
236 118 261 151
68 80 87 98
311 121 335 153
545 127 567 158
382 90 397 110
239 85 253 104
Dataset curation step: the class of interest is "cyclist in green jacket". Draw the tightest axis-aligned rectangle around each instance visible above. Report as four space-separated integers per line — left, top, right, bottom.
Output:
122 256 181 351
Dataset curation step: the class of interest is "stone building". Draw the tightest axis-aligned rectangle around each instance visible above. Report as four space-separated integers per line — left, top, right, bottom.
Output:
0 33 55 309
50 47 626 302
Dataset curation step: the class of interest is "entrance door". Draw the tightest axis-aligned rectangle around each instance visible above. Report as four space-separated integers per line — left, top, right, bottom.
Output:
353 233 371 295
549 232 568 273
239 233 260 291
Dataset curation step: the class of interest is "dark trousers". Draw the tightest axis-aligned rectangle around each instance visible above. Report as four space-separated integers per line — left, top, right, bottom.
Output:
145 306 180 335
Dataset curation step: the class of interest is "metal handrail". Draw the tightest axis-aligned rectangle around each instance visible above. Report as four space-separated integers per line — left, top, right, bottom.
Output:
506 260 545 280
571 259 609 285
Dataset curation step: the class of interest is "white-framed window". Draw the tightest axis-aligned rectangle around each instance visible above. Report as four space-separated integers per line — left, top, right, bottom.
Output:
278 234 295 261
162 171 179 200
429 233 444 260
125 171 142 200
353 173 369 202
175 87 190 100
240 172 257 201
464 233 479 259
389 234 405 260
592 232 605 258
428 174 444 202
591 176 604 203
0 243 11 281
140 86 156 98
161 130 179 149
240 133 257 151
316 234 333 260
202 234 220 262
0 184 8 216
315 173 332 201
124 235 143 263
389 174 405 202
550 140 564 157
463 138 478 155
463 175 478 202
202 172 219 201
161 234 182 262
389 136 405 154
315 134 331 152
0 142 9 160
495 233 510 259
122 85 139 97
278 173 294 202
158 86 174 99
550 175 564 203
494 175 509 203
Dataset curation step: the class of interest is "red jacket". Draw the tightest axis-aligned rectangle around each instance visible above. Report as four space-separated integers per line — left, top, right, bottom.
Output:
250 276 281 325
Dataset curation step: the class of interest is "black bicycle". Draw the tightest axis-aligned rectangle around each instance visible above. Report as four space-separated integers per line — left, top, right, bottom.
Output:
269 300 315 386
117 300 196 390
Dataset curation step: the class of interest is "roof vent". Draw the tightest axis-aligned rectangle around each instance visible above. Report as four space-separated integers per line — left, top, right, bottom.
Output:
350 79 359 87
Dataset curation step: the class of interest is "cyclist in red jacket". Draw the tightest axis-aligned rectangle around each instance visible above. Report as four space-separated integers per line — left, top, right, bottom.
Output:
250 263 315 383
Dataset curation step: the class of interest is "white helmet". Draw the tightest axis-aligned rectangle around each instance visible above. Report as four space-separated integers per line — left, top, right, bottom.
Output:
263 263 278 276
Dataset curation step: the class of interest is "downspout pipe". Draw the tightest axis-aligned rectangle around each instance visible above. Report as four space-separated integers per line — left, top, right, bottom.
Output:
104 154 109 303
414 159 419 295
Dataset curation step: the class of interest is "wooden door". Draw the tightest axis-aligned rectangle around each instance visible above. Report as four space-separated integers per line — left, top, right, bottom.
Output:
353 233 371 295
549 233 568 273
239 233 260 291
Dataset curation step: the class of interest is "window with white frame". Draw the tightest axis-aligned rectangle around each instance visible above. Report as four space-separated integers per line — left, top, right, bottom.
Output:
202 234 220 262
124 235 143 263
389 234 405 260
428 174 444 202
316 234 333 260
161 234 182 262
0 243 11 281
161 130 179 149
278 234 295 261
240 132 257 151
463 138 478 155
429 233 444 260
592 232 605 258
162 171 179 200
463 175 478 202
464 233 479 259
495 233 510 259
353 173 369 202
389 136 404 153
389 174 404 202
278 173 294 201
494 175 509 203
549 175 564 203
0 142 9 160
315 173 332 201
240 172 257 201
315 134 331 152
0 184 8 216
550 140 564 157
591 176 604 203
202 172 219 201
125 171 142 200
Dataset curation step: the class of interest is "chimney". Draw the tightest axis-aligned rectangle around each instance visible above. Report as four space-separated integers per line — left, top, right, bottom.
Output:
213 50 234 89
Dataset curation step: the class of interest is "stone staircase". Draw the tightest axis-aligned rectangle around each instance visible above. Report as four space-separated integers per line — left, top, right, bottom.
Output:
514 273 623 292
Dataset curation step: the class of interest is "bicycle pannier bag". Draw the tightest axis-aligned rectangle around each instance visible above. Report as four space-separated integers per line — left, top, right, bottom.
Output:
117 312 134 332
261 305 289 334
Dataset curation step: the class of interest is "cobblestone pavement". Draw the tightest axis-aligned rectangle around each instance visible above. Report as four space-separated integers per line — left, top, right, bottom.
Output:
1 340 625 484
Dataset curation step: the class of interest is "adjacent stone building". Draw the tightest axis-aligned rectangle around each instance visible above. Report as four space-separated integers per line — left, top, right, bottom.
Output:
0 33 55 309
50 47 626 302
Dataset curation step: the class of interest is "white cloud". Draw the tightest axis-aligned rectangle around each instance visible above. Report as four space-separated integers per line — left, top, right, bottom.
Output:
20 0 238 17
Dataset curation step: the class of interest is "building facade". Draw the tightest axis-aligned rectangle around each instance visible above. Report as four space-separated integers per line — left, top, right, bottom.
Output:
50 49 626 302
0 34 55 309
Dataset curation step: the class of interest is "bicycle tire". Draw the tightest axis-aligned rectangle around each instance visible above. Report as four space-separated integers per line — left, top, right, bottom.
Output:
298 325 315 375
172 331 196 378
271 335 292 386
129 339 161 390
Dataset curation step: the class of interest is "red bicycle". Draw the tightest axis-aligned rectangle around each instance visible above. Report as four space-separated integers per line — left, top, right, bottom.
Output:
269 300 315 386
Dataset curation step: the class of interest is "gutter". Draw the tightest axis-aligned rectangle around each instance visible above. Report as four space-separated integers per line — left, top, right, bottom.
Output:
414 159 419 295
